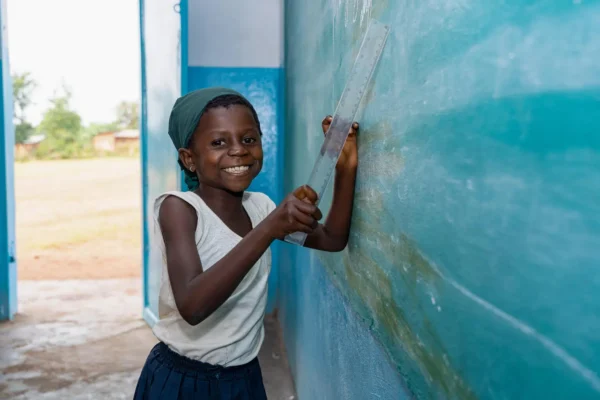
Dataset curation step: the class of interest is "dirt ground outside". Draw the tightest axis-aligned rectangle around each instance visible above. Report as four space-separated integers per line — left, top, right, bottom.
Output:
15 157 142 280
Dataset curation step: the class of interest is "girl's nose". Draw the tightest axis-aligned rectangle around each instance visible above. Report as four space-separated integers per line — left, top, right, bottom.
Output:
228 141 249 156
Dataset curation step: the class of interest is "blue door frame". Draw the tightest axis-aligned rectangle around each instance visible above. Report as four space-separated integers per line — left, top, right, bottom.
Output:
138 0 151 325
139 0 184 326
0 0 17 321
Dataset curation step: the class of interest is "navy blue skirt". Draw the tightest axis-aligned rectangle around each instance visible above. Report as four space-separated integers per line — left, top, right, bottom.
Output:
134 342 268 399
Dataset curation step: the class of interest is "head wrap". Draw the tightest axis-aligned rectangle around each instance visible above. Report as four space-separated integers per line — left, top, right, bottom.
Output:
167 87 245 190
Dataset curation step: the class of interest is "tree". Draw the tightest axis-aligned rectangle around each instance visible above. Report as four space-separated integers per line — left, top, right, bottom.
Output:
36 85 84 159
12 72 37 144
115 101 139 130
15 123 35 144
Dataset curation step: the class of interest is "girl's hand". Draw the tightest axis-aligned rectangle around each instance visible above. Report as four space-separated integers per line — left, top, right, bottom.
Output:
265 185 323 240
322 115 359 171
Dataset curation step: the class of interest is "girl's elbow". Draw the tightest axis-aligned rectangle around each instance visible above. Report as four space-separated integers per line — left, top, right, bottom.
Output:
331 242 348 252
178 301 207 326
325 237 348 252
181 311 208 326
181 313 201 326
318 228 349 252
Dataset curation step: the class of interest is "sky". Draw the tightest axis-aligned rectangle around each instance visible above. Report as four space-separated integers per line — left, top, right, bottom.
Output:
7 0 140 126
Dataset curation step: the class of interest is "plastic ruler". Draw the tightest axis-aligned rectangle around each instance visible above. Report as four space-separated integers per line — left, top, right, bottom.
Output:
285 19 390 246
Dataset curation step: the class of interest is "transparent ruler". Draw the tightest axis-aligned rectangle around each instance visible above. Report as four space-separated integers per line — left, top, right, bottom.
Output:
285 19 390 246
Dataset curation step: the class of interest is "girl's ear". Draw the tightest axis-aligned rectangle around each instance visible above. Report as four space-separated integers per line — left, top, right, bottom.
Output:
178 148 196 172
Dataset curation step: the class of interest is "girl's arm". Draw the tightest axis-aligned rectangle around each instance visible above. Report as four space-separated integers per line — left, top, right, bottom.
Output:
304 116 359 252
160 187 321 326
304 167 357 252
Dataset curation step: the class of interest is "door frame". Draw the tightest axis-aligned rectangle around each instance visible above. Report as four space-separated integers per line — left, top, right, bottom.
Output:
139 0 151 325
139 0 186 325
0 0 17 322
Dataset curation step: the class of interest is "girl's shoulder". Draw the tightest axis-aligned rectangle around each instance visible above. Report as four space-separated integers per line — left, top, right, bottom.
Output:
155 190 197 201
152 190 276 221
154 190 199 208
153 190 204 220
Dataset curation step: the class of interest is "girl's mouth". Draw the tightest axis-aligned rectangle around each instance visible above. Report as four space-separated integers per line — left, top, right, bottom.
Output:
223 165 251 175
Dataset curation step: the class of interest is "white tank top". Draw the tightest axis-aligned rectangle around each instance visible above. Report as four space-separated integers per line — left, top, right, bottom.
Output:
151 190 276 367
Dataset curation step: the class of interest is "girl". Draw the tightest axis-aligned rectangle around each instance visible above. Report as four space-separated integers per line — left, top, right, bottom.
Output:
134 87 358 399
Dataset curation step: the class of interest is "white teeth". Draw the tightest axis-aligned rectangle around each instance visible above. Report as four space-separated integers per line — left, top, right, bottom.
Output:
224 166 250 174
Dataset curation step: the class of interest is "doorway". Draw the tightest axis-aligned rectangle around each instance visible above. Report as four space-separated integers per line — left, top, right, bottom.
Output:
0 0 157 398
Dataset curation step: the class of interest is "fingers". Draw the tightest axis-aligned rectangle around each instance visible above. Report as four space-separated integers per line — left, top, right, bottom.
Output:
288 186 322 218
277 188 325 236
286 195 323 232
293 198 322 219
312 206 323 221
322 115 360 137
292 222 315 234
322 115 332 134
301 185 318 204
348 122 359 138
292 185 307 201
290 207 318 229
284 206 316 234
292 209 322 232
292 184 319 205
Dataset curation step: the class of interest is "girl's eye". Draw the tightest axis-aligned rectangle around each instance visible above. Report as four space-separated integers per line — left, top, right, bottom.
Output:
211 139 225 147
243 137 257 144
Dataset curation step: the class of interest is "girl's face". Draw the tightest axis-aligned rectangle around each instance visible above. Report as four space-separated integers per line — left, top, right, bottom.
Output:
180 104 263 194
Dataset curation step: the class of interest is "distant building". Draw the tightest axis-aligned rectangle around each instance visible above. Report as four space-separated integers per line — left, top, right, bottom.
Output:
15 134 45 158
92 129 140 155
93 131 116 152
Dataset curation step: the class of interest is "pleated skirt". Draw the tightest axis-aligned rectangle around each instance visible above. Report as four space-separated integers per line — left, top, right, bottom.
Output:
133 342 268 400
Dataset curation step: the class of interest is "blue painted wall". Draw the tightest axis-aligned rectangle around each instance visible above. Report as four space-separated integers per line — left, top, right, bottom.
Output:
185 0 284 312
185 66 284 313
0 0 17 321
281 1 600 399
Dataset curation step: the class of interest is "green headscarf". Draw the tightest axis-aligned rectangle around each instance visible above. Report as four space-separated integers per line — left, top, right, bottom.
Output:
168 87 245 191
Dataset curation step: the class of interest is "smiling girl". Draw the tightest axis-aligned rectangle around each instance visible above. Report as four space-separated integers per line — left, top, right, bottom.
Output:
134 87 358 399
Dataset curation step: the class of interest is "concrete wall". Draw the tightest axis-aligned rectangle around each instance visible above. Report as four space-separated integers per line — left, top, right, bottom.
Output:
185 0 284 312
280 1 600 399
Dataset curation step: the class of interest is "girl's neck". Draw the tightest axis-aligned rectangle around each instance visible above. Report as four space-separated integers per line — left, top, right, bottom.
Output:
194 184 245 215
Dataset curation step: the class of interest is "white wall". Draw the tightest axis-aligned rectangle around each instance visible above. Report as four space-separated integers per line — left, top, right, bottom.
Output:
188 0 283 68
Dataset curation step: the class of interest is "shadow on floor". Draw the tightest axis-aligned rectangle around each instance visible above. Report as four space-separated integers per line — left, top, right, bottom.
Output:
0 279 296 399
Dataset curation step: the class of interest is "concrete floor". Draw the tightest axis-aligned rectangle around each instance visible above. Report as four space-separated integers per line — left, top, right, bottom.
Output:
0 279 296 399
